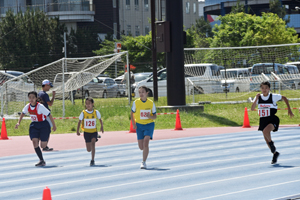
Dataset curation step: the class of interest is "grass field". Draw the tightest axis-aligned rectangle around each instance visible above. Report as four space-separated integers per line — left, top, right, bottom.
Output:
4 90 300 136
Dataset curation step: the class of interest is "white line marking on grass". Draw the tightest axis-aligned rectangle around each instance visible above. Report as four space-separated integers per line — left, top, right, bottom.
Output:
7 157 295 199
197 180 300 200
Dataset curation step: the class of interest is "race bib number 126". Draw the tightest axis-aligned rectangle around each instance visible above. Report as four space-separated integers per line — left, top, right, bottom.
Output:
84 119 96 129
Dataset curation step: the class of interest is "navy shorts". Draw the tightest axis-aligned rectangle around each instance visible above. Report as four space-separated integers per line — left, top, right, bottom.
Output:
84 132 98 143
29 120 51 142
258 115 280 132
136 122 155 140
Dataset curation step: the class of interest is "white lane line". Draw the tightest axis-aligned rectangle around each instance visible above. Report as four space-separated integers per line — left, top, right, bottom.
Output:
4 157 298 197
38 164 300 200
270 193 300 200
0 152 272 185
197 180 300 200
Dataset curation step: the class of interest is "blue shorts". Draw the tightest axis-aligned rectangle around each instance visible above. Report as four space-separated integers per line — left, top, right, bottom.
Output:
136 122 155 140
29 120 51 142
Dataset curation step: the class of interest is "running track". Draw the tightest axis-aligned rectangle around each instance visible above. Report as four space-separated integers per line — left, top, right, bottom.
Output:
1 127 300 200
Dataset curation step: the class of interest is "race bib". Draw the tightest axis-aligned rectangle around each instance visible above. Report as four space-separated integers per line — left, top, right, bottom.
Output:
140 110 151 120
258 108 271 118
30 115 38 122
84 119 96 129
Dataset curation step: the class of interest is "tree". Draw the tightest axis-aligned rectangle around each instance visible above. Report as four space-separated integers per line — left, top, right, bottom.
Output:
94 32 165 73
186 16 213 48
0 9 65 71
269 0 290 24
67 25 102 58
210 12 298 47
230 0 245 14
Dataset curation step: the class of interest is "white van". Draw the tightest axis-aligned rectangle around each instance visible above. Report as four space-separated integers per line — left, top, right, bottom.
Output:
134 64 224 97
220 68 250 92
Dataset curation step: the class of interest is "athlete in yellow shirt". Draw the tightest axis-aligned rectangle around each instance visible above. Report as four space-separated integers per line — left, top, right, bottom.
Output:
131 86 157 169
77 97 104 166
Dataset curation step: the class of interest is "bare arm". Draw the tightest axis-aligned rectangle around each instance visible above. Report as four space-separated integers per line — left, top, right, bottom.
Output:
131 111 136 130
251 93 260 111
99 119 104 133
147 113 157 120
47 91 56 106
48 114 56 131
282 96 294 118
76 120 82 136
15 113 25 129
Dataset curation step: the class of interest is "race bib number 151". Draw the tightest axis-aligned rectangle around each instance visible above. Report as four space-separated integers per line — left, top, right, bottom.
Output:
259 108 270 118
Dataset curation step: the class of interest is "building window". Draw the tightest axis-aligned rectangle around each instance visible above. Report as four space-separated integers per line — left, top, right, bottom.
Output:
145 26 150 35
186 2 190 14
144 0 149 11
135 25 140 36
113 0 117 8
114 23 118 38
135 0 139 10
127 25 131 35
193 2 196 14
126 0 130 10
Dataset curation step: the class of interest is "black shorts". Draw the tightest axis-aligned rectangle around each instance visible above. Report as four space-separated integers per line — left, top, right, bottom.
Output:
29 120 51 142
258 115 280 132
84 132 98 143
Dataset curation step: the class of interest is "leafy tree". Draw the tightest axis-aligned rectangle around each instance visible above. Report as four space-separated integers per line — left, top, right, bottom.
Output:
67 25 101 58
186 16 213 48
94 32 165 73
0 9 65 71
230 0 245 14
210 12 298 47
269 0 290 24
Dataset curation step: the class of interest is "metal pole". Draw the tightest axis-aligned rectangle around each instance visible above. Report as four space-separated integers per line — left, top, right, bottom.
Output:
166 0 186 105
126 52 131 106
151 0 158 101
62 59 65 117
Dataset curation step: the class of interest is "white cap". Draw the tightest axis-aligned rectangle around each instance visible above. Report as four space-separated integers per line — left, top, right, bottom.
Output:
42 80 53 87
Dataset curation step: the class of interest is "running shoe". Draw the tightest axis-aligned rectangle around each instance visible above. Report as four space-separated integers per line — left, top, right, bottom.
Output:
35 160 46 167
271 152 280 164
43 146 53 151
90 160 95 166
140 161 147 169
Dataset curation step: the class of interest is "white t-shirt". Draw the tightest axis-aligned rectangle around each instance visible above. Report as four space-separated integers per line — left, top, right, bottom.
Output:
79 110 101 120
253 93 282 105
131 101 157 114
22 103 50 121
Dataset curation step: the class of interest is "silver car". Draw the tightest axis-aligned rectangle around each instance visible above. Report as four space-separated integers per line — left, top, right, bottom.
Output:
83 77 120 98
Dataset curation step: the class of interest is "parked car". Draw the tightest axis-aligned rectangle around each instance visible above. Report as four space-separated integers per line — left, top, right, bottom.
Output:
53 72 95 99
83 77 120 98
249 63 293 90
285 64 299 74
134 64 224 97
286 62 300 72
0 70 34 101
220 68 250 92
115 72 152 97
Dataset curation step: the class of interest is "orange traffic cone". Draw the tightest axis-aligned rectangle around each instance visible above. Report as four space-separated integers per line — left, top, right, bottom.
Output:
242 107 251 128
174 109 183 130
42 187 52 200
0 118 9 140
129 120 136 133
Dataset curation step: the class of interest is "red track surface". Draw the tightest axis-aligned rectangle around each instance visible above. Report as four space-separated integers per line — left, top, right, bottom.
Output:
1 125 299 158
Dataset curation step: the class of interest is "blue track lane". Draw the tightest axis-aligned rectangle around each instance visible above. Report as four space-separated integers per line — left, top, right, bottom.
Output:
0 127 300 200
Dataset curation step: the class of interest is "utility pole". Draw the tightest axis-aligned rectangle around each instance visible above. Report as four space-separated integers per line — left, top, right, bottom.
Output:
166 0 185 105
151 0 158 101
